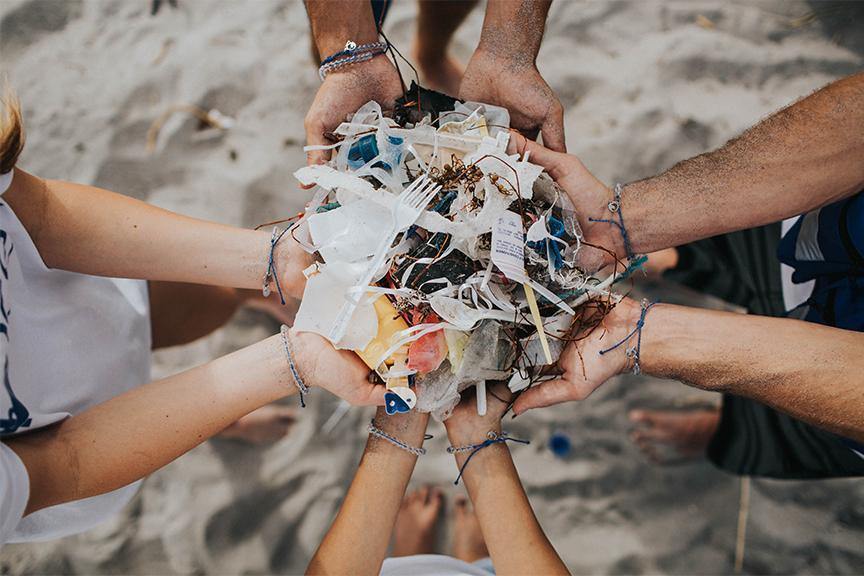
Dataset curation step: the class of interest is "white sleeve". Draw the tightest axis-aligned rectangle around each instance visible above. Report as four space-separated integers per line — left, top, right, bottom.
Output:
0 441 30 546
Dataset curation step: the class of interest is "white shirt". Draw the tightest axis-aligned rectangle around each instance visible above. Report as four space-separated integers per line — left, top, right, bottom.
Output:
0 172 151 544
780 217 815 312
380 555 494 576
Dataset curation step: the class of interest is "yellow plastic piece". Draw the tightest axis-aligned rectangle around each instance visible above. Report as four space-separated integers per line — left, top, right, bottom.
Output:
357 296 410 372
524 284 553 364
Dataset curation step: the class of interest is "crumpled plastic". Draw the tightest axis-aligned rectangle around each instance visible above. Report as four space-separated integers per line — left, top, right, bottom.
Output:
291 98 624 419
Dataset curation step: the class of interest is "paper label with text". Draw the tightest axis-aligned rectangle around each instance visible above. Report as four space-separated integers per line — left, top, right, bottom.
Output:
491 210 526 282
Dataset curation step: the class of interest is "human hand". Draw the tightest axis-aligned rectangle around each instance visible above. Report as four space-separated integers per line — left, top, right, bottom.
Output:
304 56 403 166
443 382 514 446
509 133 624 274
274 234 314 300
459 49 565 152
512 297 643 415
288 329 385 406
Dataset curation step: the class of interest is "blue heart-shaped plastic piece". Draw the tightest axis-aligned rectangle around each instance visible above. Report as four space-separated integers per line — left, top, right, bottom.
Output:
384 391 411 415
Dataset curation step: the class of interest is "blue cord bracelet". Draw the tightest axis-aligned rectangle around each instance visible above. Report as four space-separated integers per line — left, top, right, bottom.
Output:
447 431 530 485
589 183 636 262
598 299 657 375
263 226 290 306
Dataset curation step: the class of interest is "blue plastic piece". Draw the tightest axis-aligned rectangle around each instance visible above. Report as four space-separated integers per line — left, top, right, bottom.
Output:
548 433 572 458
384 391 412 415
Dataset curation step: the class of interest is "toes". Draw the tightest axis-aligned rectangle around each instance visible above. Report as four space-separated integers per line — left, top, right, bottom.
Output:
428 487 444 513
455 494 468 515
418 485 431 504
628 409 648 423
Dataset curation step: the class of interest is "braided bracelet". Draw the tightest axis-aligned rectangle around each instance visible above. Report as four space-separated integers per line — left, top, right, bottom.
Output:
263 226 290 305
447 431 530 485
598 298 657 375
318 40 389 81
368 420 428 457
588 183 636 262
280 325 309 407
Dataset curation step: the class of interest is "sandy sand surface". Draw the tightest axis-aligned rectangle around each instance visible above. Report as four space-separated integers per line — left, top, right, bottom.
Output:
1 0 862 574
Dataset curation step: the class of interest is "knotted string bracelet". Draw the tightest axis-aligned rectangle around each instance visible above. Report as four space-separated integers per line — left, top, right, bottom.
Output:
598 299 657 375
447 431 530 485
263 226 291 306
588 183 636 263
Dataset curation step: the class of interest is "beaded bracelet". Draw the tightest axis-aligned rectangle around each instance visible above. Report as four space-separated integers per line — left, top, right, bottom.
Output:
447 431 530 485
318 40 389 81
598 298 657 375
280 324 309 407
367 420 428 457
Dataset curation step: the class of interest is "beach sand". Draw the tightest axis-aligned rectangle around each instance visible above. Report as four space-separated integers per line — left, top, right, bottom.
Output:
1 0 862 573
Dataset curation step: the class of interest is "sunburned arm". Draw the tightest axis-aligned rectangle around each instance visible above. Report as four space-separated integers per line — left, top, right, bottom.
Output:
2 170 309 298
307 409 429 575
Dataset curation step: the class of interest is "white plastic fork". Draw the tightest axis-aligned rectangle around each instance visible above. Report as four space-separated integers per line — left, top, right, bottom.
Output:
328 176 442 343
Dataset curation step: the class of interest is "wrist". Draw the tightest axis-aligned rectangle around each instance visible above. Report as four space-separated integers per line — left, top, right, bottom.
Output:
471 44 538 72
367 410 430 457
273 233 312 301
602 297 646 376
583 184 628 265
314 29 380 60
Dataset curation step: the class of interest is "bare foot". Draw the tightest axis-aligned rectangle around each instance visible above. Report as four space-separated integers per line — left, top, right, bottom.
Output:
220 404 296 444
392 486 444 557
413 49 464 96
452 495 488 563
628 408 720 463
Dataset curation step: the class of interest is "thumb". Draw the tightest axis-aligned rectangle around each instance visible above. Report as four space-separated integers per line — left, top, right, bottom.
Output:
512 378 574 415
508 131 569 181
540 104 566 153
302 115 332 188
357 381 387 407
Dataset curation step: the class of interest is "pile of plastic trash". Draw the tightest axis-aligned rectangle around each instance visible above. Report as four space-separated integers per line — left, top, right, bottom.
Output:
290 87 615 420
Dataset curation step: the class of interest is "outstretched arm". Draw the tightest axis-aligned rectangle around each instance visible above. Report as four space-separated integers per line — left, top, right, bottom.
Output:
3 170 310 298
302 0 403 165
308 409 430 575
445 386 569 576
6 329 383 516
460 0 565 151
513 72 864 267
514 298 864 444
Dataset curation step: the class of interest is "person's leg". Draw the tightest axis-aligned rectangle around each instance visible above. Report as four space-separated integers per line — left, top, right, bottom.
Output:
149 281 300 444
628 408 721 463
149 281 244 349
451 494 488 564
413 0 478 95
149 281 297 349
391 485 444 557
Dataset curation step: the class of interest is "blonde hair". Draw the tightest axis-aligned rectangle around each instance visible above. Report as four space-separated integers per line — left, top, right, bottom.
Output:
0 88 24 174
